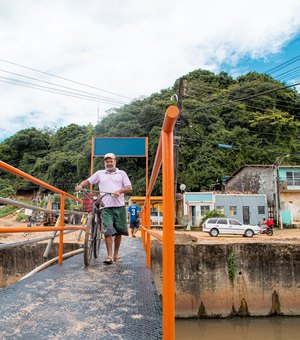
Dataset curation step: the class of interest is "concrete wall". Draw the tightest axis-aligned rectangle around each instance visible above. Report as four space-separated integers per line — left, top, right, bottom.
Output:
281 193 300 223
151 241 300 318
0 243 81 287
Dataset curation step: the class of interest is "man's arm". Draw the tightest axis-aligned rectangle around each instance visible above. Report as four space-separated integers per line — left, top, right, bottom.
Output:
114 185 132 197
75 179 90 192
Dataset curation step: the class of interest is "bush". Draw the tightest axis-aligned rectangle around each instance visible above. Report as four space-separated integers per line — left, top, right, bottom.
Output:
0 206 18 218
16 212 28 222
52 194 72 210
200 209 226 227
0 178 15 197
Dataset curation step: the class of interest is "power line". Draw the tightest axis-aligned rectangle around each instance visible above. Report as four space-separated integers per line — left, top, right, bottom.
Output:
0 58 133 100
0 77 127 106
0 68 130 105
265 54 300 75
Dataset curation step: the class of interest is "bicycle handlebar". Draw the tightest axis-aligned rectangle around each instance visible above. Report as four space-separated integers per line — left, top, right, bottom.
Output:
77 189 115 199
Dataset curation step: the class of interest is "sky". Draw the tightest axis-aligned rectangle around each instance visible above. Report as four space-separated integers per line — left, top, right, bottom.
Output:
0 0 300 142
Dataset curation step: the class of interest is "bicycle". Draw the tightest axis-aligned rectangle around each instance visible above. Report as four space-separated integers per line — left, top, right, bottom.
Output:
81 190 113 266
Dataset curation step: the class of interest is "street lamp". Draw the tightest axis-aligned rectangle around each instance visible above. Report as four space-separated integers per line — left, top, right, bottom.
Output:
274 154 290 229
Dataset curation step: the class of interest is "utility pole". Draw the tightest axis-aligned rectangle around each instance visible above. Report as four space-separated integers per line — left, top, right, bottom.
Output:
173 78 186 223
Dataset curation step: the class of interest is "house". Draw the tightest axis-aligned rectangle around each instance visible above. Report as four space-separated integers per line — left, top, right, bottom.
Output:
278 166 300 225
183 192 267 227
225 164 300 226
224 165 275 207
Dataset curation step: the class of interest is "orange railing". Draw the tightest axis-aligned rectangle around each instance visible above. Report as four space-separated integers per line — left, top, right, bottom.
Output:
141 105 179 340
0 161 84 264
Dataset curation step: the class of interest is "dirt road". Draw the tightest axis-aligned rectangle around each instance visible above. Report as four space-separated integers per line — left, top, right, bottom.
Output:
1 215 300 245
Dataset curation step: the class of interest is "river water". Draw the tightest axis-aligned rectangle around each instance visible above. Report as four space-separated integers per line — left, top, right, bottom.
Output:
176 317 300 340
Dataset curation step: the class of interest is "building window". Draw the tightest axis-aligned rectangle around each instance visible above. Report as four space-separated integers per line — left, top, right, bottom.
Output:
286 171 300 186
258 206 265 214
229 206 237 216
200 205 210 215
216 206 224 213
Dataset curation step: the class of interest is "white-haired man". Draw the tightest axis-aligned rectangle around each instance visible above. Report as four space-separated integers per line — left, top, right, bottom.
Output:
75 153 132 264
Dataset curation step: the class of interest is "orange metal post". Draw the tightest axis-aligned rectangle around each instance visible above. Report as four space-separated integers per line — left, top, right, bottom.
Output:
146 195 151 268
144 137 149 251
58 194 65 264
162 105 179 133
162 130 175 340
140 105 178 339
162 105 179 340
145 137 149 197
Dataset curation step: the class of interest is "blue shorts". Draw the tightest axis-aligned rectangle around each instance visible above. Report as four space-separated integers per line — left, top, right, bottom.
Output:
130 221 140 229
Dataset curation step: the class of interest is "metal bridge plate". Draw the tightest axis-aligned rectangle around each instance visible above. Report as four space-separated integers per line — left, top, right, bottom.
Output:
0 237 162 339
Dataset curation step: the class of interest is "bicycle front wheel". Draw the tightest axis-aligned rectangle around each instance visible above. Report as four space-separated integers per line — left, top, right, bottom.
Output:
94 222 103 258
84 215 94 266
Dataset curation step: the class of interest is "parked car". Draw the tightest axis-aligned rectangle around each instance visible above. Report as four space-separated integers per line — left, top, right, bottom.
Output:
150 211 163 224
202 218 260 237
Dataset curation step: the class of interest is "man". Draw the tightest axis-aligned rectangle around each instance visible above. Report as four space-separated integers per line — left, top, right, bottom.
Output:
128 201 141 238
75 153 132 264
24 208 33 227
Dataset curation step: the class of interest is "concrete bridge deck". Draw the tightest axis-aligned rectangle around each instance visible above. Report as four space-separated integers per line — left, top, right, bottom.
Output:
0 237 162 339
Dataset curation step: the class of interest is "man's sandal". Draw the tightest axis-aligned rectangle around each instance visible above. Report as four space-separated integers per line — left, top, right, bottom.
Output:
114 257 122 262
103 257 113 264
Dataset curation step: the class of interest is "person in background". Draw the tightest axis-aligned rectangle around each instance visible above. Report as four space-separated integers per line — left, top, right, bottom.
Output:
24 208 33 227
263 217 274 230
75 153 132 264
128 201 141 238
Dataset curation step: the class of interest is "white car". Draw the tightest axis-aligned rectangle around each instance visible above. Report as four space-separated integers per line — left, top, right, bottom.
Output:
150 211 163 224
202 217 261 237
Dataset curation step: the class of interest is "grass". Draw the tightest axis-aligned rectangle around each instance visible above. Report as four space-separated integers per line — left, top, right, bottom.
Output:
0 206 19 218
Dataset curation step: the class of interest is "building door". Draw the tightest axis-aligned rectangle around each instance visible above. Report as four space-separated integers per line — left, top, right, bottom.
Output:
189 205 196 226
243 206 250 224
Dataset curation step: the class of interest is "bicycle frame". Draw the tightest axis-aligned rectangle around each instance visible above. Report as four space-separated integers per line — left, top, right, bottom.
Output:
82 191 113 266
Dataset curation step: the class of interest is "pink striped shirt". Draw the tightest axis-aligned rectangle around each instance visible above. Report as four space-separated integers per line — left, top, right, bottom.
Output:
88 168 131 207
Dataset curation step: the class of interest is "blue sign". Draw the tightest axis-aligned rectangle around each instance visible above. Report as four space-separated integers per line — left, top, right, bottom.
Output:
94 137 146 157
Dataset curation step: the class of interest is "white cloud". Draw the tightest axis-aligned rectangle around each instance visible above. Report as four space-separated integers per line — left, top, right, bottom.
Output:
0 0 299 140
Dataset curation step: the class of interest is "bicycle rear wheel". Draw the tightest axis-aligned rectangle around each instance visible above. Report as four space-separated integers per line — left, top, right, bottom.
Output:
94 222 103 258
84 215 94 266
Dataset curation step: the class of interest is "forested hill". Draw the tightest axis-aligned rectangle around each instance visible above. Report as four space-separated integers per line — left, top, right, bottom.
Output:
1 69 300 197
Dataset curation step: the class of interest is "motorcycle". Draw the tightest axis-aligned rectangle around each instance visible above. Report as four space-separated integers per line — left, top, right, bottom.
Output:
260 226 273 236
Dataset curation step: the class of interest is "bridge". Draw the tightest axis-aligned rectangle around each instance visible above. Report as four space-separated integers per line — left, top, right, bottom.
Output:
0 237 162 339
0 105 179 339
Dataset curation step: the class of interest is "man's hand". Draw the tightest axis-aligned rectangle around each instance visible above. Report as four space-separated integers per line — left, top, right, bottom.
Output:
113 190 121 197
75 180 89 192
113 185 132 197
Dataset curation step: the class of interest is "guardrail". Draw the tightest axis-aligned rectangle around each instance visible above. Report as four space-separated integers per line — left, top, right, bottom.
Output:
0 160 84 264
141 105 179 340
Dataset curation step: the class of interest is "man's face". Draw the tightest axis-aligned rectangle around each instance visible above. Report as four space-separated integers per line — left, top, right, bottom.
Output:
104 157 116 172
